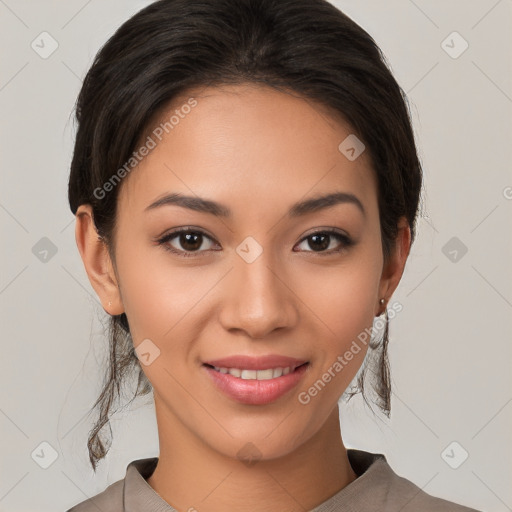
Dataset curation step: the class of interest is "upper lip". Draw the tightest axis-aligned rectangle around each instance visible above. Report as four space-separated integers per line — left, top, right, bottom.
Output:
203 355 308 370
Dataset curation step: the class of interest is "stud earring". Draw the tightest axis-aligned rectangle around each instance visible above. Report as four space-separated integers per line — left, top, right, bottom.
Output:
378 297 386 316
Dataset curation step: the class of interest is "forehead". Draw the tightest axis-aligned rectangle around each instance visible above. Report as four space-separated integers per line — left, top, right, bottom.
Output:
118 84 378 220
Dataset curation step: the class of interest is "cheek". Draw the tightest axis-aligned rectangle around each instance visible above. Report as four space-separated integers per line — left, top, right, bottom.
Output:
300 255 380 337
115 244 222 347
114 245 183 339
295 252 381 394
318 272 375 325
289 267 377 452
115 251 210 393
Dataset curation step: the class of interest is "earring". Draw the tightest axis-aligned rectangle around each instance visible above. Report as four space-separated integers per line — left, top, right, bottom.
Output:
108 301 112 307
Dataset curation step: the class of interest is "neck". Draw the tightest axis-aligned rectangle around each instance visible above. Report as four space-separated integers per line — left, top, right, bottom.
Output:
146 398 357 512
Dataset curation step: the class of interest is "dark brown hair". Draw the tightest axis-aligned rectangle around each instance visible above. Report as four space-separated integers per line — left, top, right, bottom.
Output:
68 0 423 470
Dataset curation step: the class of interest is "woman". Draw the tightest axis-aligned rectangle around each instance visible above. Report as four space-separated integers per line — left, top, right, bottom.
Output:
66 0 481 510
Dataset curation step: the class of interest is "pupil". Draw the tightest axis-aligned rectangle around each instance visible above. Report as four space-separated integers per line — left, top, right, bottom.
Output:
181 232 202 251
310 234 329 251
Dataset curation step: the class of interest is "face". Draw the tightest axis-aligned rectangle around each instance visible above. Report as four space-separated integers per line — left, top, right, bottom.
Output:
79 83 408 461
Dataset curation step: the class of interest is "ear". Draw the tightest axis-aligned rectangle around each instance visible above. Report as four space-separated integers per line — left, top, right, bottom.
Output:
376 216 411 315
75 204 124 316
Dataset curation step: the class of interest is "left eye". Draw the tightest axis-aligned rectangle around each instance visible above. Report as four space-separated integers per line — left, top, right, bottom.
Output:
294 231 352 254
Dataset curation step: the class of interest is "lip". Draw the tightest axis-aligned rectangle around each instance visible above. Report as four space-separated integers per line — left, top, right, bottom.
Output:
202 354 310 405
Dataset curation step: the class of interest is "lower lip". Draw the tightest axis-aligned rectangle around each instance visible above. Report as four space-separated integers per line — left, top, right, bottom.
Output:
203 364 309 405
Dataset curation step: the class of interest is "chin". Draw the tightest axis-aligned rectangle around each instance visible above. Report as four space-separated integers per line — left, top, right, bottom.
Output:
199 418 318 464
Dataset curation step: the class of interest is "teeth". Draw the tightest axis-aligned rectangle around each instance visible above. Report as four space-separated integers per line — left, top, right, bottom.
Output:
252 369 273 380
212 366 294 379
229 368 241 377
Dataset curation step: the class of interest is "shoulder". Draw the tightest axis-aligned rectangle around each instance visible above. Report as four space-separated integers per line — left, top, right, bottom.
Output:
386 465 480 511
65 479 124 512
344 449 482 512
370 457 482 511
64 457 159 512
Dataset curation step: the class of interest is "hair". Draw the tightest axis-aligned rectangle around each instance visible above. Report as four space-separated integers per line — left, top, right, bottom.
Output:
68 0 423 471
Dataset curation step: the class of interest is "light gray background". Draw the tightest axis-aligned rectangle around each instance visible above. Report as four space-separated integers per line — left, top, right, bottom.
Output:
1 1 511 511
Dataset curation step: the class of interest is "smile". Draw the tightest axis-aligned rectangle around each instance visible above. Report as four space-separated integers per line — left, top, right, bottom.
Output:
202 356 310 405
207 365 299 380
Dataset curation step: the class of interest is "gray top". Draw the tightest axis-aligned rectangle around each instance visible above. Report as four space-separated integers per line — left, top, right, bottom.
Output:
66 449 481 511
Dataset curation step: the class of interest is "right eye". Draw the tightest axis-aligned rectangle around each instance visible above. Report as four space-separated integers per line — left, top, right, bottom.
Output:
156 228 220 257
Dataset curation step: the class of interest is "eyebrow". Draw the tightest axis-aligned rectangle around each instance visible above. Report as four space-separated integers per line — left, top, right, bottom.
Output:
144 191 366 218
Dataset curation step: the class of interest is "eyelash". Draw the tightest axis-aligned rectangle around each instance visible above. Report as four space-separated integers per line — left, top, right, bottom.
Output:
156 227 354 259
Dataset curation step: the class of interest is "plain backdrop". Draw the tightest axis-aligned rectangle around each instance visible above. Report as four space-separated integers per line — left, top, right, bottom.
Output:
0 1 511 511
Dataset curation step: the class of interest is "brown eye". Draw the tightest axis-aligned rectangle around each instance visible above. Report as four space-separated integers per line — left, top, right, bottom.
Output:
157 228 219 257
307 233 330 251
295 230 353 254
177 232 203 251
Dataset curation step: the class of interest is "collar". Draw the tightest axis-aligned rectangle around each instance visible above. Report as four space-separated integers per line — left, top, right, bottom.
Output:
123 449 388 511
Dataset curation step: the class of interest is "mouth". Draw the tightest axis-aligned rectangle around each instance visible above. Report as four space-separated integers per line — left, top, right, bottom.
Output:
203 362 308 380
202 356 310 405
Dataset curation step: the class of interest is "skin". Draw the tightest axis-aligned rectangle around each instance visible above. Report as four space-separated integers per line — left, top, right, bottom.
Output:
75 83 410 512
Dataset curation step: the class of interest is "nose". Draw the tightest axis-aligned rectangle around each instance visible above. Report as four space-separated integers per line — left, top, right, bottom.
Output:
218 250 298 339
